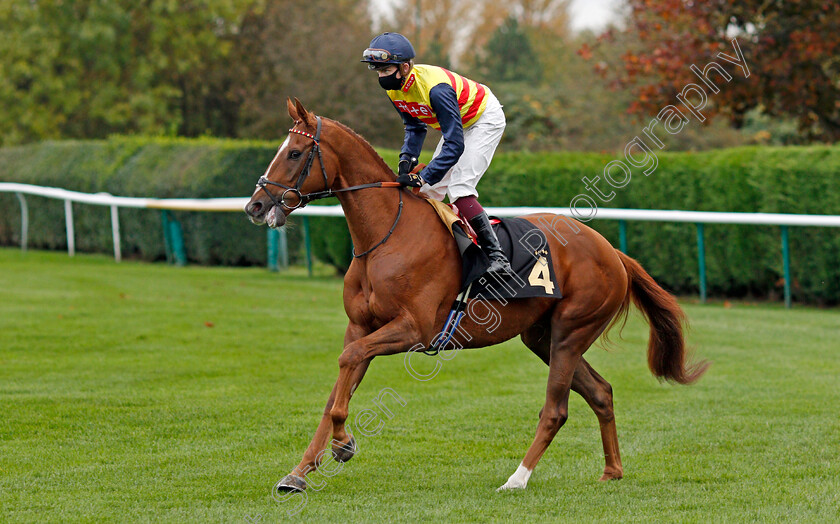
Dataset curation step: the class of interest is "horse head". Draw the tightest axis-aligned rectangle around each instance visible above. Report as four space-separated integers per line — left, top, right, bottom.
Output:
245 98 339 228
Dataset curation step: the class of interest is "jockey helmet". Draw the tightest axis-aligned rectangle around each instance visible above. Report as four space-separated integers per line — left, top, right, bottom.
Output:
361 32 416 69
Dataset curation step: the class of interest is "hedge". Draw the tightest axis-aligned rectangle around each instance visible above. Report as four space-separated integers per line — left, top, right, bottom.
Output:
1 137 838 304
0 137 401 268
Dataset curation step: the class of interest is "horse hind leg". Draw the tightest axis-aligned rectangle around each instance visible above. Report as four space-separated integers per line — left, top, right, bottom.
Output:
502 311 619 490
499 312 610 491
571 358 623 480
521 325 624 482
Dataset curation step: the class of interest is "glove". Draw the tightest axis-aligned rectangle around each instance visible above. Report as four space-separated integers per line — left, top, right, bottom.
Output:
396 154 422 187
396 171 424 187
397 153 418 177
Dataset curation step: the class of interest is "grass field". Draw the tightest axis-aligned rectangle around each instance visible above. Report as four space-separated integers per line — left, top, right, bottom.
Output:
1 248 838 523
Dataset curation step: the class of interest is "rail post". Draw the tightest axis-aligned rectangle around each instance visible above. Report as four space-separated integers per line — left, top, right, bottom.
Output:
15 193 28 252
169 215 187 266
267 228 279 272
110 205 122 262
696 223 707 303
781 225 792 308
64 199 75 257
161 210 187 266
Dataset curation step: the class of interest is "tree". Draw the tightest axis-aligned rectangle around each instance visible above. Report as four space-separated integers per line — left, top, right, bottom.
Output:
385 0 569 68
0 0 260 145
594 0 840 142
475 16 541 83
230 0 403 147
386 0 477 67
0 0 405 147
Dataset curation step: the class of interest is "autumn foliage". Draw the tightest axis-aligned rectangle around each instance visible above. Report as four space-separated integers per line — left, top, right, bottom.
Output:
595 0 840 141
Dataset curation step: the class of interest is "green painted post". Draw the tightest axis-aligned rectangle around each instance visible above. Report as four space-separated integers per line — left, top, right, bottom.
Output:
161 210 173 264
302 217 313 277
618 220 628 254
696 223 707 303
267 228 279 272
781 225 792 308
168 214 187 266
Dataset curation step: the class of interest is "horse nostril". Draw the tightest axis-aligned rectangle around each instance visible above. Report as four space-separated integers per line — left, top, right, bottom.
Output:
248 202 263 216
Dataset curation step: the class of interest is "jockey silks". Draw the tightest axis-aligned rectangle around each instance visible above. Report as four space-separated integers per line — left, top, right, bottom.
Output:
385 64 491 186
386 65 488 131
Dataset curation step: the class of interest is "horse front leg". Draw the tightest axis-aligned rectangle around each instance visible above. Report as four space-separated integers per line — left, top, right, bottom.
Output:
275 323 369 493
329 316 420 459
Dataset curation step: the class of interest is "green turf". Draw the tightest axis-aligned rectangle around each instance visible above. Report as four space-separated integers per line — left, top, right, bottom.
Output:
1 248 838 523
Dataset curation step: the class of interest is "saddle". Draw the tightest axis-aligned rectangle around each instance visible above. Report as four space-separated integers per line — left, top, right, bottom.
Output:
425 198 562 301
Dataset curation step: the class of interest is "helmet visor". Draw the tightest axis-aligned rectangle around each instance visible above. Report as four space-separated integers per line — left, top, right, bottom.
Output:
361 48 403 64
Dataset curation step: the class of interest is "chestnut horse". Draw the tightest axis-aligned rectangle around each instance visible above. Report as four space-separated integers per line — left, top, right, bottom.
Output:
244 99 707 493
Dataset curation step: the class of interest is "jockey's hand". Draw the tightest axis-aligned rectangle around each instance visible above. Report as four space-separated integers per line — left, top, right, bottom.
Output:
396 171 424 187
397 154 418 178
397 153 422 187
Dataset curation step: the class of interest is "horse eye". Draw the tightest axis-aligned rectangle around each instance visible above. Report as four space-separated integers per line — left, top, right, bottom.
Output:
289 150 302 160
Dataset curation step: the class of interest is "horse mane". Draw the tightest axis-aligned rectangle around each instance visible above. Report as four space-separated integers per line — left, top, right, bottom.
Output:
326 118 395 176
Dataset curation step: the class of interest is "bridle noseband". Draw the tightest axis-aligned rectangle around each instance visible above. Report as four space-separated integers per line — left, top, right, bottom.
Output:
255 115 404 258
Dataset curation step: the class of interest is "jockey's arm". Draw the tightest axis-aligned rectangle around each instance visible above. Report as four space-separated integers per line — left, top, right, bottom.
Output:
418 84 465 185
393 101 426 161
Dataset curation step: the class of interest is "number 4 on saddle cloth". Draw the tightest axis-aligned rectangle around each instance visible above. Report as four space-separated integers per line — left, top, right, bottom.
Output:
422 199 562 356
426 199 562 301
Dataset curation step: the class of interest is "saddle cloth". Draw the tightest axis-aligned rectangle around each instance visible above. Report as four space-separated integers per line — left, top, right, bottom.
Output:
426 200 562 300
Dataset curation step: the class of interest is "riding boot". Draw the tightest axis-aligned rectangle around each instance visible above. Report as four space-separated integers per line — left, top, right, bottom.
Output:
469 211 512 275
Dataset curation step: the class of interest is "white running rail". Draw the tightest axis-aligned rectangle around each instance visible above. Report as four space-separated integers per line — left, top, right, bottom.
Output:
3 182 840 260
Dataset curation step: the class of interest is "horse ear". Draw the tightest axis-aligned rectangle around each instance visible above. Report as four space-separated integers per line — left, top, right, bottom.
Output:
294 97 316 128
287 98 298 121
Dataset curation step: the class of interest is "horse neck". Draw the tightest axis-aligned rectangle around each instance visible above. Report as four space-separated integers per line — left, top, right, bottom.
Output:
326 129 405 256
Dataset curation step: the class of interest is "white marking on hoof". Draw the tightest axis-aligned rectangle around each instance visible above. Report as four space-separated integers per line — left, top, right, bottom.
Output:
496 462 532 491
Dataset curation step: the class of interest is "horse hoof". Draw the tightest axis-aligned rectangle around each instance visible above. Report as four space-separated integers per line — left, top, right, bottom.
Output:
599 472 623 481
331 436 356 463
496 481 527 492
275 474 306 492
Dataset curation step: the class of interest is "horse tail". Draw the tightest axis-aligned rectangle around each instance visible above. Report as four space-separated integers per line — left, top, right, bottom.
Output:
616 250 709 385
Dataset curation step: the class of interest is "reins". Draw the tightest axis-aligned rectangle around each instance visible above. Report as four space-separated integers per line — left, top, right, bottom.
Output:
352 191 403 258
256 115 403 258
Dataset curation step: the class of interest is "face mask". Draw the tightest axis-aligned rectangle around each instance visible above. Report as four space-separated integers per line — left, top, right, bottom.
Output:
378 69 403 91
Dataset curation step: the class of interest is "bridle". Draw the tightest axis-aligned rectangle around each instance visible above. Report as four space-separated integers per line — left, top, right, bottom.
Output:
255 115 404 258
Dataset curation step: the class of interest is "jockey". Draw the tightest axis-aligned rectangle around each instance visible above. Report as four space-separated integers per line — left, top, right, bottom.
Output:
361 32 512 275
